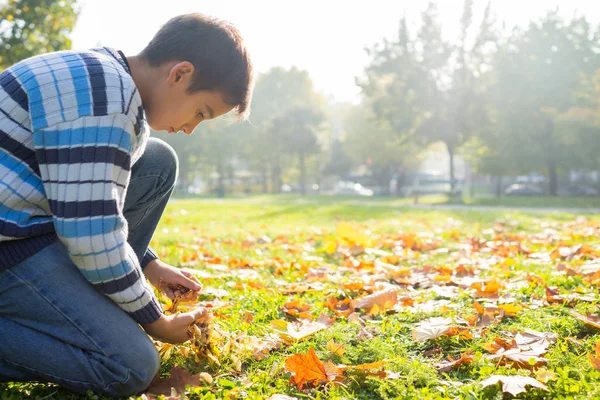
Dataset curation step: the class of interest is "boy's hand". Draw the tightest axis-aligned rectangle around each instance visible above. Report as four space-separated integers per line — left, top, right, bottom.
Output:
141 308 209 344
144 259 202 299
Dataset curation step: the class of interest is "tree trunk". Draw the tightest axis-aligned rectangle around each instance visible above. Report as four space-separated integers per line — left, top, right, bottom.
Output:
395 168 406 197
216 159 225 198
299 152 307 196
543 120 558 196
227 163 235 194
261 161 268 194
495 175 503 198
446 142 456 194
548 160 558 196
271 156 281 193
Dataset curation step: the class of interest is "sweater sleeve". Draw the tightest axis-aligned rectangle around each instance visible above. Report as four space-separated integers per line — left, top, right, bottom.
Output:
32 113 163 325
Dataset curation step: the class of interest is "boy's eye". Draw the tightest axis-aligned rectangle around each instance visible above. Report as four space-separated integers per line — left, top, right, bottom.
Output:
197 111 204 119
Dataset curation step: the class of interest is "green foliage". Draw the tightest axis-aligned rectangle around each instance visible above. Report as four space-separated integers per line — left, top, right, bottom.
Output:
0 0 78 70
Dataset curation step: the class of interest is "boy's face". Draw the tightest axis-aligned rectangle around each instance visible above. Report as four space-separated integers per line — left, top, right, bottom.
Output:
146 61 234 134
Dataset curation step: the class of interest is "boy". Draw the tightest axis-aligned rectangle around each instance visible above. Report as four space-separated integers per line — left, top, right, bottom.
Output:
0 13 253 397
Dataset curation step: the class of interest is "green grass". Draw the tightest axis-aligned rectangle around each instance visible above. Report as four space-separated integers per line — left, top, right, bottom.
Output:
175 193 600 209
3 197 600 399
456 196 600 209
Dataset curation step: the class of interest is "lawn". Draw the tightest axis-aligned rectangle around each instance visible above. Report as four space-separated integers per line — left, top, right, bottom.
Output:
3 197 600 399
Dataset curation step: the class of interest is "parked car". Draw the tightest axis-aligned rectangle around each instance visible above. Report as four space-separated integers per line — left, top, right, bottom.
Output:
332 181 374 196
399 178 463 197
569 184 600 196
504 183 544 196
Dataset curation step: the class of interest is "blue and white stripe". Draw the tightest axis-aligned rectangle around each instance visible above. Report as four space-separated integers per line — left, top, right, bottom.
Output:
0 47 161 325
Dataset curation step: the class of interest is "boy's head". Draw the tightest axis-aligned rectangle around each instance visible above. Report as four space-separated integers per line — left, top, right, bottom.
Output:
138 13 253 134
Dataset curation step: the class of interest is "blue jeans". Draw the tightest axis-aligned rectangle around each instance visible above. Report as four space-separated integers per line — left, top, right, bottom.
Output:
0 138 178 397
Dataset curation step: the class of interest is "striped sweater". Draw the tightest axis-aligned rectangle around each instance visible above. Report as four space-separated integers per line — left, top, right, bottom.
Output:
0 47 163 325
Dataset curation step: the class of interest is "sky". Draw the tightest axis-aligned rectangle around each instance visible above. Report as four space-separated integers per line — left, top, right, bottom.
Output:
71 0 600 104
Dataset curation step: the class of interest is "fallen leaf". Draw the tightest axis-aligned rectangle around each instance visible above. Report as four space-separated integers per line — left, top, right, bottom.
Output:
480 375 548 396
589 341 600 372
282 300 312 319
325 297 357 317
498 303 523 317
514 329 558 352
534 369 557 384
284 348 343 389
355 288 398 315
434 351 474 373
570 310 600 329
488 348 548 369
326 340 346 357
271 318 330 344
412 317 452 342
245 334 283 360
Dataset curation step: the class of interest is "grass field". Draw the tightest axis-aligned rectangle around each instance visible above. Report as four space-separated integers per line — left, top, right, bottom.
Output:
174 193 600 210
3 197 600 399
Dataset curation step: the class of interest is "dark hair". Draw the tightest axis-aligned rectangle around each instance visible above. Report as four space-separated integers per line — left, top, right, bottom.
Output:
140 13 254 120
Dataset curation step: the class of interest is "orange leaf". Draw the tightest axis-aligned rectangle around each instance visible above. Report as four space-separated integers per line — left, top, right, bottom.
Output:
590 341 600 372
474 300 485 315
435 351 474 372
282 300 312 319
325 297 357 318
284 348 343 389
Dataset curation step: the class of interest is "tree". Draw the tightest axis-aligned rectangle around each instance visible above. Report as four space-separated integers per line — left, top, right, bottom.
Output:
488 12 600 195
415 1 497 193
276 107 324 195
0 0 78 69
359 1 497 194
244 67 324 193
343 105 419 194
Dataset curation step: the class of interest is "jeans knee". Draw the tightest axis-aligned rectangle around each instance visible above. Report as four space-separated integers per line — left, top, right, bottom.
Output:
148 138 179 190
94 340 160 397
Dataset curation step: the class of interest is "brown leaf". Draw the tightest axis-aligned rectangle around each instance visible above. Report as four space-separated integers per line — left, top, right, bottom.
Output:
434 351 474 373
570 310 600 329
355 288 398 315
514 329 558 352
483 337 517 354
284 348 343 389
488 348 548 369
480 375 548 396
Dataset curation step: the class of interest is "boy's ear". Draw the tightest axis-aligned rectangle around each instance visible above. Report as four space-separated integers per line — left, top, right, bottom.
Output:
167 61 195 85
